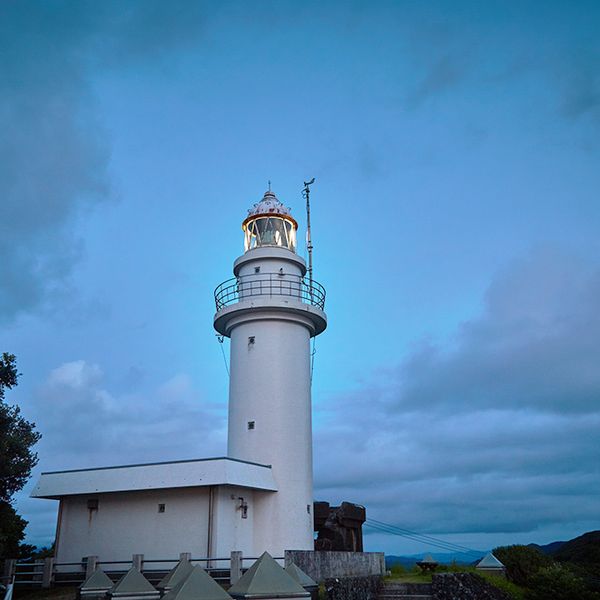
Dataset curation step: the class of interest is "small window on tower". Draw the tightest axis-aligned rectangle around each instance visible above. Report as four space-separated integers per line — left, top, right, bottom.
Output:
158 504 166 513
248 421 255 430
254 266 260 273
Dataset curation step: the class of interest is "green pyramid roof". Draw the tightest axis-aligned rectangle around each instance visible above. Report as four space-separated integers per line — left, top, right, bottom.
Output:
477 552 504 568
162 565 231 600
158 559 194 590
110 567 157 595
81 568 114 591
283 564 317 589
228 552 308 599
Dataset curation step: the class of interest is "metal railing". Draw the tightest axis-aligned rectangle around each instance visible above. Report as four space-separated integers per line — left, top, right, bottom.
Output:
215 273 326 311
2 551 286 590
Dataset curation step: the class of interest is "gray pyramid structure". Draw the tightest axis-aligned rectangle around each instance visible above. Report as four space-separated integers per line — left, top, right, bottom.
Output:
228 552 309 599
283 564 317 591
162 565 231 600
158 559 194 593
109 567 160 600
476 552 505 569
79 568 114 599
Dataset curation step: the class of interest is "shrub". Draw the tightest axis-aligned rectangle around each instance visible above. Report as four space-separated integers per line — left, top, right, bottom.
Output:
493 545 552 587
524 563 599 600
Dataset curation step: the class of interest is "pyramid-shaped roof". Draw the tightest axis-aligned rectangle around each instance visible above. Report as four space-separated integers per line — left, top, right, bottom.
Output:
228 552 308 599
476 552 504 569
81 568 114 591
110 567 157 596
283 564 317 589
419 554 437 564
158 559 194 590
162 565 231 600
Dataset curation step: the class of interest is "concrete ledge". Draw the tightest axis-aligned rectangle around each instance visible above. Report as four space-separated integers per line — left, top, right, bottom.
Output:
284 551 385 582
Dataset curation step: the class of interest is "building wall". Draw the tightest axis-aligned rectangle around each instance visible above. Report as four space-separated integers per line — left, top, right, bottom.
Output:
211 486 258 562
55 487 211 566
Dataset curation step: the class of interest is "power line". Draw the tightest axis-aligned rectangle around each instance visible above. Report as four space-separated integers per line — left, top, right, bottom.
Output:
216 335 229 377
368 518 479 554
365 519 483 557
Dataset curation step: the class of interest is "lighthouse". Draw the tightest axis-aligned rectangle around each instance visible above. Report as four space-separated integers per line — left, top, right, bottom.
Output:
214 189 327 555
32 188 330 565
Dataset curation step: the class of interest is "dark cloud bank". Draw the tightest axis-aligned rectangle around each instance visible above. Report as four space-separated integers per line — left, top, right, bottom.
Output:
0 2 206 323
314 247 600 538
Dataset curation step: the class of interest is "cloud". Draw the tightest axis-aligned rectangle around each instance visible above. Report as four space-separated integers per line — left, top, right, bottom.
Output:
314 247 600 540
0 2 207 324
559 60 600 120
34 360 227 469
18 359 227 546
407 54 469 108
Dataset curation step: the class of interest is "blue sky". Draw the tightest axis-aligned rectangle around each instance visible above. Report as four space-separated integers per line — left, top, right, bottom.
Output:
2 0 600 555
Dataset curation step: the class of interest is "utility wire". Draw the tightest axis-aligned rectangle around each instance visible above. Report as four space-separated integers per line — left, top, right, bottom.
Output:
310 337 317 383
216 335 230 377
365 519 482 557
368 518 479 554
366 522 480 556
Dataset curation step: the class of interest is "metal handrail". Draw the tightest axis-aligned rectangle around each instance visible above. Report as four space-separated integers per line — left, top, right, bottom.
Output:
215 273 326 311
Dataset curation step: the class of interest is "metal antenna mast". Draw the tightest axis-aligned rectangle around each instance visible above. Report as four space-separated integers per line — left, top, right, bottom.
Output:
303 178 315 291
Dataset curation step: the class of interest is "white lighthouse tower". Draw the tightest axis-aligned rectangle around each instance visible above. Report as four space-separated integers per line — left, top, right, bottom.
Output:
214 189 327 555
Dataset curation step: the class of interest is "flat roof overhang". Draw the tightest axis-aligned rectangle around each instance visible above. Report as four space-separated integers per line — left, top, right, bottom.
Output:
31 457 277 499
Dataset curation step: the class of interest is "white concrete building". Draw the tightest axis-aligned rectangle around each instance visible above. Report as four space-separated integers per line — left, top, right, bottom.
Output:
32 189 327 564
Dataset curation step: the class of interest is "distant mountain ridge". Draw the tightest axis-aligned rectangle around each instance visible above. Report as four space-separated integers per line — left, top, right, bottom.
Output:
386 551 486 567
385 529 600 568
527 540 566 555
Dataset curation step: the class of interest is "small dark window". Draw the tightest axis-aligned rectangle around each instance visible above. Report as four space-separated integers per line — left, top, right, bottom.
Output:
248 421 255 430
254 266 260 273
248 336 255 345
87 499 98 510
158 504 166 513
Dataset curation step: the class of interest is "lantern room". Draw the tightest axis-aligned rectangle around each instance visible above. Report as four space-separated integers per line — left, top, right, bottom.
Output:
242 190 298 252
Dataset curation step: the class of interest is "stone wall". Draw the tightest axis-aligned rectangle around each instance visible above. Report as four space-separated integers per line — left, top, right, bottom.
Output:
432 573 511 600
322 576 381 600
284 550 385 582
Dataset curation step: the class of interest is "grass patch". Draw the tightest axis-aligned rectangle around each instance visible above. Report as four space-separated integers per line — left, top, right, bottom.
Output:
479 573 526 600
385 564 432 583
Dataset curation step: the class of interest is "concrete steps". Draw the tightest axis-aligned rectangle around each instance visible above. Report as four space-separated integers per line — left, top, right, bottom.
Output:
378 581 432 600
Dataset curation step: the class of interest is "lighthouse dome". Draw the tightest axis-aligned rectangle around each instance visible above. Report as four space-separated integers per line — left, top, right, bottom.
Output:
242 190 298 252
247 190 293 218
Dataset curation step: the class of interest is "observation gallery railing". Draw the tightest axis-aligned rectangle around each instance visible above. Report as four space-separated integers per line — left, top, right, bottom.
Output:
214 273 326 311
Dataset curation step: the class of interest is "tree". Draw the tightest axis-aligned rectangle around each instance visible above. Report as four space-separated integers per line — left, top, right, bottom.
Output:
493 544 552 587
0 353 42 559
525 564 600 600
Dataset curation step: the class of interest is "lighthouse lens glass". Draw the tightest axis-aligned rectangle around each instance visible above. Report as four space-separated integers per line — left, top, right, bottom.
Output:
245 217 296 252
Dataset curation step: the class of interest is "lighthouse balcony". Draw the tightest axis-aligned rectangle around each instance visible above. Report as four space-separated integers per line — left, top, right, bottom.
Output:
215 273 326 311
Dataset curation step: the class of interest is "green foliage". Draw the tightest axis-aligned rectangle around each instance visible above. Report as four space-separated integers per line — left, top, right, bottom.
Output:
389 563 406 576
317 583 327 600
552 530 600 591
479 572 526 600
0 500 29 558
493 545 552 587
0 353 19 401
0 353 42 559
524 563 600 600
